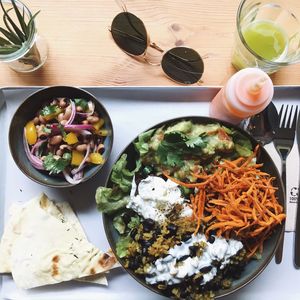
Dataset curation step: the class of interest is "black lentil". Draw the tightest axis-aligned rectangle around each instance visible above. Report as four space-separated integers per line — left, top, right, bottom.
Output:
142 218 155 232
200 266 213 273
166 223 178 236
130 228 138 240
177 255 190 262
182 233 192 242
189 245 198 256
208 235 215 244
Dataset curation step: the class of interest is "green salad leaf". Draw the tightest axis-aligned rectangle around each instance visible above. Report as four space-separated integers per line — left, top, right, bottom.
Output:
95 187 129 214
111 154 141 193
128 215 140 230
43 153 71 175
113 214 140 235
134 128 155 155
116 236 132 258
95 154 141 214
113 215 126 234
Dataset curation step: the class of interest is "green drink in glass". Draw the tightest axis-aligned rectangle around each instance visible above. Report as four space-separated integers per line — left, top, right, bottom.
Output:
243 20 288 61
232 0 300 74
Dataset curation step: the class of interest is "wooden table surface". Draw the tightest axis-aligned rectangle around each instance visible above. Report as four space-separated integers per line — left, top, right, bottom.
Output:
1 0 300 87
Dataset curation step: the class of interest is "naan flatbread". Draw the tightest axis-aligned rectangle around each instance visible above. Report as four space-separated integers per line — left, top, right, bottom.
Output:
0 194 117 289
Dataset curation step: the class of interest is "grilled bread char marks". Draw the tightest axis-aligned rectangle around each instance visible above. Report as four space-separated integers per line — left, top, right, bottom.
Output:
0 194 117 289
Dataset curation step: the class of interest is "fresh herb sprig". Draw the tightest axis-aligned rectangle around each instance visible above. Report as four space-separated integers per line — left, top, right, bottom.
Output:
0 0 40 55
43 152 71 175
156 131 205 167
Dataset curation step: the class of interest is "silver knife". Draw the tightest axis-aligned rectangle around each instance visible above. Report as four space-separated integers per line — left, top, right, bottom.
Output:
294 110 300 268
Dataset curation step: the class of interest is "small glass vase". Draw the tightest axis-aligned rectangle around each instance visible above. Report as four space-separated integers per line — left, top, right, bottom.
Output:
0 0 48 73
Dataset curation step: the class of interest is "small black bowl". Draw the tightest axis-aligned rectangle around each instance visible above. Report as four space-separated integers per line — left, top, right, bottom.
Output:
103 116 285 299
9 86 113 188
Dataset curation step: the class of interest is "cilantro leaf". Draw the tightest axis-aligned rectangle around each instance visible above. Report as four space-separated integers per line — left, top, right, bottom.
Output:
128 215 141 230
74 98 88 111
185 136 205 148
43 153 71 175
62 152 71 161
156 131 206 167
43 126 52 134
41 105 60 116
156 138 182 167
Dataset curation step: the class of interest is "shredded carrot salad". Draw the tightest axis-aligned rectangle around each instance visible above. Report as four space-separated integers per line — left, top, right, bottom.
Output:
163 146 285 258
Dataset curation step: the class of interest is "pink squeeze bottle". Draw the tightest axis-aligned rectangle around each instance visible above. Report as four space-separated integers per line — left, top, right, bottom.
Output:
209 68 274 124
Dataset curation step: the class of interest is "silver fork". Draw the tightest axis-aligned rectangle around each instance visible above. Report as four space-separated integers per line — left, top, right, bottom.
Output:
274 104 298 264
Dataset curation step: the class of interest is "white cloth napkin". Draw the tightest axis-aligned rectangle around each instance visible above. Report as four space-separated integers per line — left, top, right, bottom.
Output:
264 139 299 232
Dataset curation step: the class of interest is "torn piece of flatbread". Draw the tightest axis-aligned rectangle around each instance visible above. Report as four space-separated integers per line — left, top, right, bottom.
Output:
76 273 108 285
0 202 23 273
0 193 117 289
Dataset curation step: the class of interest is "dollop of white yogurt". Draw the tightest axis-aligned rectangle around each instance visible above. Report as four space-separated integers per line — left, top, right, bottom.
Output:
127 176 186 223
146 234 243 285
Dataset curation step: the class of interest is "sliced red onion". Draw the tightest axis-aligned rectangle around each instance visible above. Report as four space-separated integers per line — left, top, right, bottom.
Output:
65 100 76 125
73 171 83 181
76 101 95 117
64 124 94 132
50 124 92 136
71 144 91 175
23 129 44 170
63 170 83 185
31 139 47 156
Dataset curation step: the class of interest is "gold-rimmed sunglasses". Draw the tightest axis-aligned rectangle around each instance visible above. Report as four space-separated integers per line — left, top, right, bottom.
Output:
109 2 204 84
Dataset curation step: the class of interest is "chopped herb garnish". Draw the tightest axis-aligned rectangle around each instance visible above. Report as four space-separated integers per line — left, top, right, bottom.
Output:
156 131 205 167
58 124 67 138
43 152 71 175
38 141 47 157
43 126 52 134
74 98 88 111
40 105 60 116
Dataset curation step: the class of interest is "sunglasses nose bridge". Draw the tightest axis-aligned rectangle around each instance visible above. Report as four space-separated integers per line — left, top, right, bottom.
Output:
144 56 161 67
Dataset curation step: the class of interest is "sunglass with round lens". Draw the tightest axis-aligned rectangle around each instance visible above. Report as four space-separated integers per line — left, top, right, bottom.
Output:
110 7 204 84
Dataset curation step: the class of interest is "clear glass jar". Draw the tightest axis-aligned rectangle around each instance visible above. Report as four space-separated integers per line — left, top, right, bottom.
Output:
231 0 300 74
0 0 48 72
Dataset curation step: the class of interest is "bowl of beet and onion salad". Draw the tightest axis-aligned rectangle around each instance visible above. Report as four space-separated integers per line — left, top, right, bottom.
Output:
9 86 113 187
99 116 285 300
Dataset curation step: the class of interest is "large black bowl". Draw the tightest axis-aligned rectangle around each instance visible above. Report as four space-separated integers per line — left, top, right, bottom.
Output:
103 116 285 299
9 86 113 188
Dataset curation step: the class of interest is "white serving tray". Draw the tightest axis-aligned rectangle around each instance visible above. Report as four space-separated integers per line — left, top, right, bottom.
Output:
0 86 299 300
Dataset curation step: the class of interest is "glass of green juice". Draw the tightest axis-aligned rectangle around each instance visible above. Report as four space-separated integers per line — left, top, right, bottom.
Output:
232 0 300 74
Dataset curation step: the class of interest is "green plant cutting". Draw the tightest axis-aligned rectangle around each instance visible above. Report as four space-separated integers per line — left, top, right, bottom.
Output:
0 0 41 66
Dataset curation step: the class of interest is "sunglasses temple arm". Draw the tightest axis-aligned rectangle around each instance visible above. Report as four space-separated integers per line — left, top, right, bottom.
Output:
149 42 164 53
115 0 127 12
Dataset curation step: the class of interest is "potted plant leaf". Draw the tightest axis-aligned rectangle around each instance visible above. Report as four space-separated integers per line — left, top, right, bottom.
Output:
0 0 47 72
